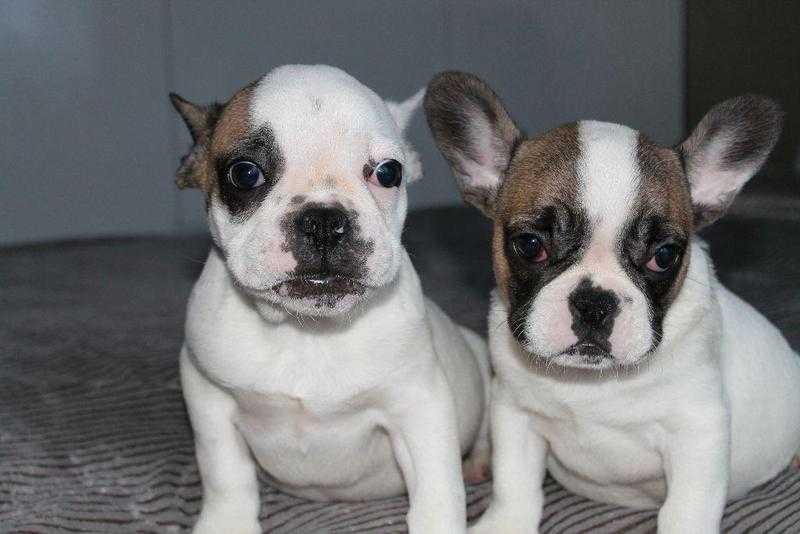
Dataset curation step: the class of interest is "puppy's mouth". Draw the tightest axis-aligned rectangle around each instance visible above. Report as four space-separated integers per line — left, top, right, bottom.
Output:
561 342 614 366
272 275 366 299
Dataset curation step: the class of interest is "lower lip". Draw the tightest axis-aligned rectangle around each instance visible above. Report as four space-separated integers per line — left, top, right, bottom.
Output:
273 276 365 298
564 343 613 361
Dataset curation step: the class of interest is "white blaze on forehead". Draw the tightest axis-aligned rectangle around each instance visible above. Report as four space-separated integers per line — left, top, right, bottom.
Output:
523 121 655 365
576 120 641 239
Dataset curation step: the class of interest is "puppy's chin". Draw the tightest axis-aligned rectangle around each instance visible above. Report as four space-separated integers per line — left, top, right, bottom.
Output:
268 291 371 318
269 276 372 318
234 274 378 319
548 352 618 371
519 339 652 372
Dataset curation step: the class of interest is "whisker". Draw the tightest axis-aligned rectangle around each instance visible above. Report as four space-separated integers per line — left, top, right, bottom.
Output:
492 318 509 333
684 275 710 289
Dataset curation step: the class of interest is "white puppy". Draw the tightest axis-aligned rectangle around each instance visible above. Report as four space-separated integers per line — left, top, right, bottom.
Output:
170 65 490 534
425 71 800 533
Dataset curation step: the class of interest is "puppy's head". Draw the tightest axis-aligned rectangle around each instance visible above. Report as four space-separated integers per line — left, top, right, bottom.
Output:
171 65 424 318
426 71 781 369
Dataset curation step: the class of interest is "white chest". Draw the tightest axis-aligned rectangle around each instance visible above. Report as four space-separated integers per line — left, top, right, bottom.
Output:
182 254 431 498
232 388 393 488
527 385 664 481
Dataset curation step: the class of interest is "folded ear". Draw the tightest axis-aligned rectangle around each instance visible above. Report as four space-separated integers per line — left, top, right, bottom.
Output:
679 95 782 228
424 71 521 218
169 93 222 190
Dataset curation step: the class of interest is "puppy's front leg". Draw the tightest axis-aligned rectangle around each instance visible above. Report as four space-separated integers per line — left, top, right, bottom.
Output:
180 349 261 534
471 385 547 534
658 414 729 534
385 368 467 534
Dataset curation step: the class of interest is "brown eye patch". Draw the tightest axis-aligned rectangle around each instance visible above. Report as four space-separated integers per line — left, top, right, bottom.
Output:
213 125 284 220
196 80 286 220
491 123 583 301
614 134 693 351
490 123 590 341
631 134 693 290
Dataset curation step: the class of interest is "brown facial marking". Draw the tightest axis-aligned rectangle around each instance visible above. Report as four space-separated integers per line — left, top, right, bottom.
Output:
205 83 257 193
170 82 257 194
634 133 694 304
635 134 693 228
491 123 582 301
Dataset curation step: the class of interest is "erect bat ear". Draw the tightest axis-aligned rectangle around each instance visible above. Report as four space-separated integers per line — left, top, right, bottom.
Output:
424 71 522 218
169 93 223 190
679 95 782 229
385 88 426 184
386 87 425 133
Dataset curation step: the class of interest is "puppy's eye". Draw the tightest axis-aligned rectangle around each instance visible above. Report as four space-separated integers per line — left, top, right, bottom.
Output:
511 234 548 263
645 244 681 272
228 161 265 190
367 159 403 188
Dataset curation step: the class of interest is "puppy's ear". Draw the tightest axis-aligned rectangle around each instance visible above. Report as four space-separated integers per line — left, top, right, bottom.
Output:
679 95 782 228
169 93 223 190
387 87 425 133
386 88 425 184
424 71 521 218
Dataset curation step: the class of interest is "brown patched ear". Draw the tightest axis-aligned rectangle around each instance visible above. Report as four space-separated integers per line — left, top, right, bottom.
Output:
679 95 782 228
424 71 522 218
169 93 223 190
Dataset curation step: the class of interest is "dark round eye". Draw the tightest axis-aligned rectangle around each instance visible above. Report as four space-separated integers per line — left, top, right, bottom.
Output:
369 159 403 188
511 234 548 263
228 161 265 190
646 244 681 272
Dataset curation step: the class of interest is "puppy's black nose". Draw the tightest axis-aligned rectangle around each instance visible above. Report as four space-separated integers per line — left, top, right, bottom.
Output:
568 279 620 336
296 207 351 250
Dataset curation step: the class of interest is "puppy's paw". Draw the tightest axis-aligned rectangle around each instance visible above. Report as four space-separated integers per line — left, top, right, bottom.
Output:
469 516 536 534
193 509 261 534
193 520 260 534
462 448 491 484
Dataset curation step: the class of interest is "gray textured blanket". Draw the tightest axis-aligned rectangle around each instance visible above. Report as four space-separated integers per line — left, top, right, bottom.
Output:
2 207 799 533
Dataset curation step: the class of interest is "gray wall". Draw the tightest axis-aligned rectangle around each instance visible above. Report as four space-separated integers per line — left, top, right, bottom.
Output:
687 0 800 197
0 0 685 246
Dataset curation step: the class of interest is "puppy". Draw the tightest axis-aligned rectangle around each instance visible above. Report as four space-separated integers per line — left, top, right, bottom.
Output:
170 65 490 534
425 71 800 533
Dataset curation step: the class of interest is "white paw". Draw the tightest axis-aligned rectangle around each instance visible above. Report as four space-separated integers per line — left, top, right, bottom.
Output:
470 510 538 534
192 509 261 534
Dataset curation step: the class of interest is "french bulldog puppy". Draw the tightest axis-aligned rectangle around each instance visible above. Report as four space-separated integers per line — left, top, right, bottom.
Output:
170 65 490 534
425 71 800 533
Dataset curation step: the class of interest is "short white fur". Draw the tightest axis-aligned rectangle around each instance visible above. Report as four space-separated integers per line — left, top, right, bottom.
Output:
468 112 798 534
182 65 490 534
424 72 795 534
524 121 653 366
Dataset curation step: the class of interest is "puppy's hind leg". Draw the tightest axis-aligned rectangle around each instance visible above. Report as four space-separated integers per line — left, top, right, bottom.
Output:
460 327 492 484
463 409 491 484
